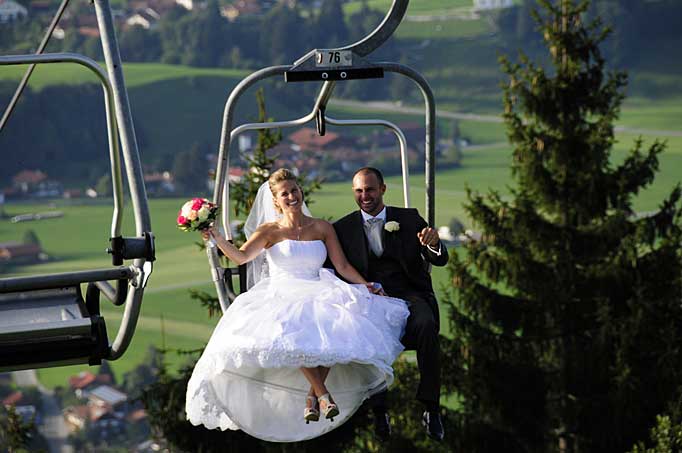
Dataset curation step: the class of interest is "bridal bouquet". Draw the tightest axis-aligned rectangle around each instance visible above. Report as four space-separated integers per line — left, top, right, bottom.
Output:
177 198 219 232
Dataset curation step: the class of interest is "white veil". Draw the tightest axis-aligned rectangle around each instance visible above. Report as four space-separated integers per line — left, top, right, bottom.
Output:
243 181 311 289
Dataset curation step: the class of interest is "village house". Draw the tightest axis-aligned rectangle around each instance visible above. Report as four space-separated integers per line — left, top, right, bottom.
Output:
220 0 261 22
287 127 343 152
144 171 175 196
12 170 63 198
69 371 112 399
125 7 160 29
0 0 28 23
2 391 39 424
0 241 46 264
63 384 128 439
473 0 513 11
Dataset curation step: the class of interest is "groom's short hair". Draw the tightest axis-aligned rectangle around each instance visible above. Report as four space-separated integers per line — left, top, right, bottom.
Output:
353 167 384 185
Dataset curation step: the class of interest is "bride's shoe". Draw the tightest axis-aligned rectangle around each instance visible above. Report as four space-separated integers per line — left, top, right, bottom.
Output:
318 393 339 421
304 396 320 424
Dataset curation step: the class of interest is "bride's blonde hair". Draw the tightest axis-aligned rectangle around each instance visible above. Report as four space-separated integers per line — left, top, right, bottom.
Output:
268 168 298 193
268 169 301 212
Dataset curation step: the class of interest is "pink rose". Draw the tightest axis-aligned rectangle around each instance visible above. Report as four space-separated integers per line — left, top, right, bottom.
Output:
177 215 186 224
191 198 203 210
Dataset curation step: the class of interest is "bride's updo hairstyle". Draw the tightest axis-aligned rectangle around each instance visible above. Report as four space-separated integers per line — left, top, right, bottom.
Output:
268 168 298 193
268 169 301 212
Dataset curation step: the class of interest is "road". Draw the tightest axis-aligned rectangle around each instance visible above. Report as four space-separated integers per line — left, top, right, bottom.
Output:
12 370 74 453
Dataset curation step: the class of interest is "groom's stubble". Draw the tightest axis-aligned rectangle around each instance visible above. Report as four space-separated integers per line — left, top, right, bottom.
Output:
352 171 386 217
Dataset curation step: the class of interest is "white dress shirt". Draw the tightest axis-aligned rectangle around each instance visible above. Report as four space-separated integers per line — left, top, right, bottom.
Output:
360 207 441 256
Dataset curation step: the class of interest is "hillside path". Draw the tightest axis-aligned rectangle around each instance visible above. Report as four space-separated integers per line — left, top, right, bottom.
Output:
333 100 682 138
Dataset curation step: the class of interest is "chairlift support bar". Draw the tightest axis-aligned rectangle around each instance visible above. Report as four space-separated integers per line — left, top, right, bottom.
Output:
0 267 135 293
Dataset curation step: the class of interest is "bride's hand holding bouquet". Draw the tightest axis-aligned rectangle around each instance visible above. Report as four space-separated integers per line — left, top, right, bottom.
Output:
177 198 219 232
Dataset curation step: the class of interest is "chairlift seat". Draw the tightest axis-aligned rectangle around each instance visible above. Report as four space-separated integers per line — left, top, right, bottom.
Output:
0 286 108 371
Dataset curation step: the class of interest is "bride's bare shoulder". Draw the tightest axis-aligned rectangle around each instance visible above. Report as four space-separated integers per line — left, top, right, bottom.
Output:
310 218 334 235
254 222 280 237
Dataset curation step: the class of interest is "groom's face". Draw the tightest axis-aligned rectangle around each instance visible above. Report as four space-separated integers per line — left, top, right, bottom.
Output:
352 172 386 216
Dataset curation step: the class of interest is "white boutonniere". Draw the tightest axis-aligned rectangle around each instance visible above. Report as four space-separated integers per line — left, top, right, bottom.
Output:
384 221 400 232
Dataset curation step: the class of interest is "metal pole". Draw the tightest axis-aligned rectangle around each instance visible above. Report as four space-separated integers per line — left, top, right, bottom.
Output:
0 0 71 133
0 267 135 293
210 66 289 311
338 0 409 57
381 63 436 227
93 0 151 236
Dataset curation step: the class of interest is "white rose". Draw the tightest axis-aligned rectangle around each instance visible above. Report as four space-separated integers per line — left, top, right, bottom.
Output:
187 210 198 221
197 206 210 221
181 201 193 218
384 221 400 232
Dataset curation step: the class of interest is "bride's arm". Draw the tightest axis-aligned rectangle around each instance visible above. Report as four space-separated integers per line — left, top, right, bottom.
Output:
204 225 270 265
321 221 380 293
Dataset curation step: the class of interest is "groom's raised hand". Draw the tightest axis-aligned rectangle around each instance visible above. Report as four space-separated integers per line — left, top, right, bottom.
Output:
417 227 440 248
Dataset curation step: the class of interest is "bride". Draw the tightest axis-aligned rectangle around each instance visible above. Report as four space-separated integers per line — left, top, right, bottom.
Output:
185 168 409 442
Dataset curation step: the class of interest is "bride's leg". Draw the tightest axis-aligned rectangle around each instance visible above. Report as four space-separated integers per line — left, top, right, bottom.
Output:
300 367 328 397
318 366 330 383
308 367 330 396
311 366 339 419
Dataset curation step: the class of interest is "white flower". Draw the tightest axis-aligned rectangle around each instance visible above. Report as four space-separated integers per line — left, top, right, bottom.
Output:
187 210 198 221
384 221 400 232
197 206 210 221
249 167 269 177
181 201 193 218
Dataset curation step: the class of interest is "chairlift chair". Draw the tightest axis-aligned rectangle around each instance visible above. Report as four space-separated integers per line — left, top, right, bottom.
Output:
208 0 437 313
0 0 154 371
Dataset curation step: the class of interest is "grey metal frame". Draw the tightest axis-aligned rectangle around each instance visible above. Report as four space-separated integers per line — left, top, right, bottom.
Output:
206 0 438 312
0 0 153 361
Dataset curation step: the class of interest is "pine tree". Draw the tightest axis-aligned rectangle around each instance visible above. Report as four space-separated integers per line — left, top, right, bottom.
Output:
0 405 35 452
445 1 682 451
231 88 281 224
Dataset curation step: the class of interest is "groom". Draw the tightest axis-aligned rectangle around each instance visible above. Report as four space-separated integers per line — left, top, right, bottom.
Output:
332 167 448 441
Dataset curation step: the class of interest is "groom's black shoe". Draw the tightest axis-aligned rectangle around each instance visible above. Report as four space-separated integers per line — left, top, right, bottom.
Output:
422 411 444 441
373 411 391 442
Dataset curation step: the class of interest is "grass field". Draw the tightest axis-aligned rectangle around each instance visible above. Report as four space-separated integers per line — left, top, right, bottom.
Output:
344 0 473 16
0 63 249 90
396 17 492 40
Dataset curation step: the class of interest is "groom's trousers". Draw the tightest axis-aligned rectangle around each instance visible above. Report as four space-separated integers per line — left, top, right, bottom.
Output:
373 291 441 412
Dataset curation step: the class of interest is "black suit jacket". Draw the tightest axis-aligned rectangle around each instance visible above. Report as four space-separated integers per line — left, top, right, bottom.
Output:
332 206 449 330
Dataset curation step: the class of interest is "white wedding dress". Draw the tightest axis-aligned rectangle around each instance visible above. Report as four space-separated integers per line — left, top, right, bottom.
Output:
185 239 409 442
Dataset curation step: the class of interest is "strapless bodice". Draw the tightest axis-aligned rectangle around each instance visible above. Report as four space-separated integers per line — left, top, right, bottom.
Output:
265 239 327 280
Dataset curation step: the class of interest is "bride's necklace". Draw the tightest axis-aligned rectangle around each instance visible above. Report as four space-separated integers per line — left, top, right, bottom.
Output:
281 218 310 241
295 221 309 240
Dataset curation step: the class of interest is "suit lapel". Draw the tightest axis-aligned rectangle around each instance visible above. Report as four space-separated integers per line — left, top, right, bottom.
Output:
383 206 400 258
349 210 369 275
